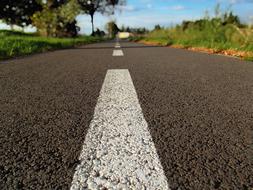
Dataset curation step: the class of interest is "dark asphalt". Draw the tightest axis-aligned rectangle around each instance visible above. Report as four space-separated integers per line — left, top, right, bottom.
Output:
0 41 252 189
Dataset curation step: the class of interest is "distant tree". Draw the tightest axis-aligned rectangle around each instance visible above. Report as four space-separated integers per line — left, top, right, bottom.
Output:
126 26 131 32
94 28 106 36
223 11 241 26
78 0 125 35
182 21 192 31
154 24 161 30
0 0 42 28
106 20 119 38
119 26 149 34
120 25 126 32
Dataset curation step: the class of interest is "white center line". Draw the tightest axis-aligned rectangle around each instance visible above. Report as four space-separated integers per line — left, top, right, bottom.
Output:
112 49 124 56
71 69 169 190
115 42 121 48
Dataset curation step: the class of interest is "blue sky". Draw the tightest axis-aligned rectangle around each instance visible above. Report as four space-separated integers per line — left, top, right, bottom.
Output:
1 0 253 34
77 0 253 34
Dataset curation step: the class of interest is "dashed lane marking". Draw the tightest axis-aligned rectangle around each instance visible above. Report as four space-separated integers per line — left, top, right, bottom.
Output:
115 42 121 48
112 49 124 56
70 69 169 190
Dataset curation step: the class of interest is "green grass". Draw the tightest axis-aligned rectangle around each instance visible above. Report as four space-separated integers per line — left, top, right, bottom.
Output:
136 21 253 60
146 27 253 49
0 30 105 60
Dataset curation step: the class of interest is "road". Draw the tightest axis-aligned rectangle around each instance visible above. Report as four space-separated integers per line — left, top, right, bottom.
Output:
0 41 252 190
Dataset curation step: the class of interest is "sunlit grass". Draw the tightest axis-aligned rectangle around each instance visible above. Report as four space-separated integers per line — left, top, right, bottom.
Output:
137 22 253 60
0 30 104 60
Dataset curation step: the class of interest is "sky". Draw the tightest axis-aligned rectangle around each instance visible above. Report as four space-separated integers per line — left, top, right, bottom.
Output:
1 0 253 34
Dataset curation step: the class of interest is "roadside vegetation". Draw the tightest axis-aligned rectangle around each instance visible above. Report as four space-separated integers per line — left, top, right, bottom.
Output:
0 0 125 60
130 6 253 61
0 30 104 60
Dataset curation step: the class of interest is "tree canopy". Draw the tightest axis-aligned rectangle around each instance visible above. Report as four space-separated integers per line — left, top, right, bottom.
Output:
32 0 80 37
78 0 125 35
0 0 42 27
0 0 126 37
106 20 119 38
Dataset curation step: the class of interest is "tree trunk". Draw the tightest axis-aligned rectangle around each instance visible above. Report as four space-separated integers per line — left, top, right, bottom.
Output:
91 14 94 36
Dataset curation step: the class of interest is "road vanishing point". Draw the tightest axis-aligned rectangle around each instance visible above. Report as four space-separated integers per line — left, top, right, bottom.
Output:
0 40 252 190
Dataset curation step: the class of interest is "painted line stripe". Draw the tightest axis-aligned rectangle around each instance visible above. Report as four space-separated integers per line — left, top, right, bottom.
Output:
71 69 169 190
115 42 121 48
112 49 124 56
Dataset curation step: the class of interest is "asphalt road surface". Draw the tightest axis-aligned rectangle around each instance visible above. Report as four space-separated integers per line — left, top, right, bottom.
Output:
0 41 252 190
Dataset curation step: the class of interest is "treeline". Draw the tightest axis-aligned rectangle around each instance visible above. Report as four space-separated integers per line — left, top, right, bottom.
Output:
180 11 246 32
0 0 125 37
120 26 149 34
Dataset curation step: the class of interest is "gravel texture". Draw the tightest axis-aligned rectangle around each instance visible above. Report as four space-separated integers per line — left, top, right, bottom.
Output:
71 69 168 190
0 45 110 189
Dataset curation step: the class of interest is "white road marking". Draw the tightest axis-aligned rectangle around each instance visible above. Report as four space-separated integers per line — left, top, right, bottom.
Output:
71 69 169 190
112 49 124 56
115 42 121 48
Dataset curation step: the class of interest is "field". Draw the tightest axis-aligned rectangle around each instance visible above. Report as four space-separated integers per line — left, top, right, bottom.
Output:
0 30 104 60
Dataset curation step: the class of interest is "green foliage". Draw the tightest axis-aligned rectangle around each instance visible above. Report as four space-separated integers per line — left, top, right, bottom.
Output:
32 0 80 37
0 0 42 27
128 36 144 42
0 30 104 60
93 28 106 37
154 24 162 30
0 0 126 37
140 9 253 58
106 21 120 38
145 29 173 46
223 12 241 26
120 26 149 34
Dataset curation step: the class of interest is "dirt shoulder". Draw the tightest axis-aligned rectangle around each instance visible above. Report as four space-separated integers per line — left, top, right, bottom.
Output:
138 40 253 61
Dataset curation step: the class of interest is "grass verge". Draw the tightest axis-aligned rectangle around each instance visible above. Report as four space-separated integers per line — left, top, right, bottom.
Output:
0 30 105 60
130 20 253 61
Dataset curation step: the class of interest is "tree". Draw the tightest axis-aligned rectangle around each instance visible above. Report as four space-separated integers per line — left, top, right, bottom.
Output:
223 11 241 26
32 0 80 37
0 0 42 28
78 0 125 35
126 26 131 32
93 28 106 36
106 20 119 38
120 26 149 34
154 24 162 30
